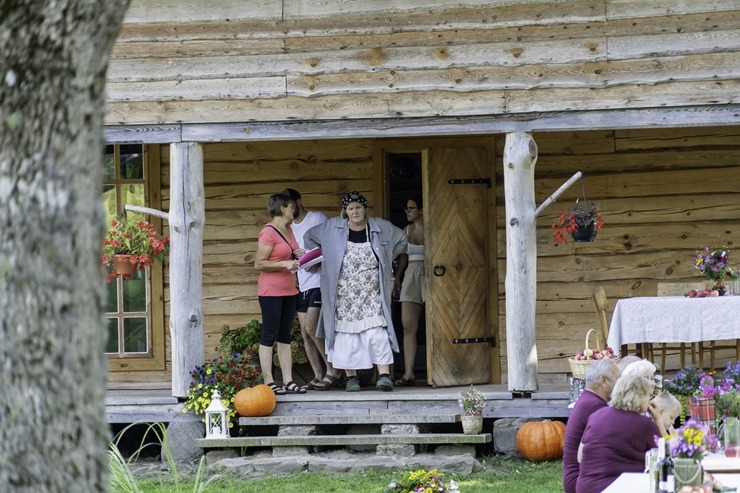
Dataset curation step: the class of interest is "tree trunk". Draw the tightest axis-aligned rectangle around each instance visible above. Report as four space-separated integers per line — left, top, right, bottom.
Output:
0 1 130 491
503 132 540 392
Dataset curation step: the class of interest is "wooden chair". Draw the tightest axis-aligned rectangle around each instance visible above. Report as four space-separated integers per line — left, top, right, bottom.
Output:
654 282 707 371
592 287 653 360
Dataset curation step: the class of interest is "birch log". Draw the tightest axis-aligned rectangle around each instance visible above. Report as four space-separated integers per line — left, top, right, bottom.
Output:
170 142 205 398
503 133 539 392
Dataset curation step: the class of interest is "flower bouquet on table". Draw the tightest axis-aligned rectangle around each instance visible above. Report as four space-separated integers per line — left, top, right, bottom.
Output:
383 468 459 493
668 419 718 491
694 246 734 295
102 215 169 282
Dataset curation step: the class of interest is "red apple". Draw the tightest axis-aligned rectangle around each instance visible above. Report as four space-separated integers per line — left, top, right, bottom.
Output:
688 290 697 298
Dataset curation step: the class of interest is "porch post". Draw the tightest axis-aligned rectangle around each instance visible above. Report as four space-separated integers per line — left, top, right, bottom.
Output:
169 142 205 398
503 133 539 392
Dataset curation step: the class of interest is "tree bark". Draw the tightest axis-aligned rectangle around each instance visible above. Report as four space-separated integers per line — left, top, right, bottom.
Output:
503 132 540 392
0 1 130 491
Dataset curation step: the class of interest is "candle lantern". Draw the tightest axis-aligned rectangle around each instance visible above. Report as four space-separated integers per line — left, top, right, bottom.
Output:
204 390 229 439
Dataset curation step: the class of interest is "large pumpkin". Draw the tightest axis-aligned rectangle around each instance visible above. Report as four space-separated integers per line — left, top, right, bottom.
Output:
516 419 566 462
234 384 276 417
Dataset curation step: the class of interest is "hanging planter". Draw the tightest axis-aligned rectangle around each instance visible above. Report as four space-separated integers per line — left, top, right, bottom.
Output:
551 178 604 245
112 254 138 278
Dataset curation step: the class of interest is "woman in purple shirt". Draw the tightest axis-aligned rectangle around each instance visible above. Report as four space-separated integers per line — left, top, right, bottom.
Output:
576 374 661 493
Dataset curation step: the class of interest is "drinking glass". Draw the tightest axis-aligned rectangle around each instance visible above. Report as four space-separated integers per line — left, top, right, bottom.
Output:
724 417 740 457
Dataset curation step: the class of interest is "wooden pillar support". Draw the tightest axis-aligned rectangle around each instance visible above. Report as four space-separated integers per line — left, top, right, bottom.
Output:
503 133 540 392
169 142 205 398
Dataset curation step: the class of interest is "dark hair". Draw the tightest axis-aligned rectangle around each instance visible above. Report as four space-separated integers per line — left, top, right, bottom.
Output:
281 188 301 202
408 194 423 209
267 193 292 217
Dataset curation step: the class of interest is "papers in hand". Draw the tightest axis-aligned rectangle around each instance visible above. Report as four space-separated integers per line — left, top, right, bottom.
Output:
291 248 322 273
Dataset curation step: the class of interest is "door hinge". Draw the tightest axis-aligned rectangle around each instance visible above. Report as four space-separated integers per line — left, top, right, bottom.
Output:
447 178 491 188
453 336 496 347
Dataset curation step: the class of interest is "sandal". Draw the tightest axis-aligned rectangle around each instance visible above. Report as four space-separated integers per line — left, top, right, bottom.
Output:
267 382 286 395
314 374 342 391
303 378 322 390
283 381 307 394
394 376 416 386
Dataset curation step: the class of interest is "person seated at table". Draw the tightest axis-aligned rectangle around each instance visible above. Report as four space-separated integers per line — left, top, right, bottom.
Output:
563 359 621 493
576 374 661 493
650 391 681 437
621 358 663 391
617 355 642 372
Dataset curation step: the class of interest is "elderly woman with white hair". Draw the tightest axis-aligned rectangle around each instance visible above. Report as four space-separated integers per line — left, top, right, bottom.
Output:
576 374 661 493
620 358 678 437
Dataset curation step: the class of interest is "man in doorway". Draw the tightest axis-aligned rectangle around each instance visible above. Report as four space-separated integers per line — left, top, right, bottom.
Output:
562 358 621 493
281 188 341 390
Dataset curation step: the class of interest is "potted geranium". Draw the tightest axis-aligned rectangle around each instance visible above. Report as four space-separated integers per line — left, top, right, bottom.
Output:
551 201 604 245
102 215 169 282
458 385 486 434
694 246 732 295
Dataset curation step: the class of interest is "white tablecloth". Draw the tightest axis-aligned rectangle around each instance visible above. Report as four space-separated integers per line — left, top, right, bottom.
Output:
607 296 740 349
703 452 740 472
603 472 740 492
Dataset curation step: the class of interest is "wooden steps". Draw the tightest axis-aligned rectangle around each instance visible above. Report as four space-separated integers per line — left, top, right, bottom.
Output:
238 413 461 426
195 433 491 449
195 412 491 454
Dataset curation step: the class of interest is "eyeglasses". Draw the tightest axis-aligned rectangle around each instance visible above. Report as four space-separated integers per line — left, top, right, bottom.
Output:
404 207 419 212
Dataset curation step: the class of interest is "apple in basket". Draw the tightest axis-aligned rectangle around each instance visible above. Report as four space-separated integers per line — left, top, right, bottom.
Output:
574 347 617 361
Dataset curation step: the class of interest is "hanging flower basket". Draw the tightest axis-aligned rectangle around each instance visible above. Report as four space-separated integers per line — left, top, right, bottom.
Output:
112 254 138 278
102 215 169 282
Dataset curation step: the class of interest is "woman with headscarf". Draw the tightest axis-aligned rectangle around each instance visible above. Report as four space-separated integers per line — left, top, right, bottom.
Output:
304 191 407 392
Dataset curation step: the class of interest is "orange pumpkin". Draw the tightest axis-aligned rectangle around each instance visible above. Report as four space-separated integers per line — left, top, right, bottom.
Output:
516 419 566 462
234 384 277 417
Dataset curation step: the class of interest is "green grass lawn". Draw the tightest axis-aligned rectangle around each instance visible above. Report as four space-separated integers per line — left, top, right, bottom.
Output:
133 455 563 493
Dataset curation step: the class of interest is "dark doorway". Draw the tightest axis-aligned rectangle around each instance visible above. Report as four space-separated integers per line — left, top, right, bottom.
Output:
386 152 427 383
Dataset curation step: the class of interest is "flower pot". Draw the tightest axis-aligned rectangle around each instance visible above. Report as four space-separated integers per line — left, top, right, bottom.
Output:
113 254 138 278
673 458 703 490
571 222 597 242
461 415 483 435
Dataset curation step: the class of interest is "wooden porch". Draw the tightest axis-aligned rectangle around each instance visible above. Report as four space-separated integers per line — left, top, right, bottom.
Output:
105 382 572 425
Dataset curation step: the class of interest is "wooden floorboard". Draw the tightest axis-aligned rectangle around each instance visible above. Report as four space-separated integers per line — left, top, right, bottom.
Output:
106 382 572 423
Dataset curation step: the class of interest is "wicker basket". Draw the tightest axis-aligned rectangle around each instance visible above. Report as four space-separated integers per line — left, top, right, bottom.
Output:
568 329 619 379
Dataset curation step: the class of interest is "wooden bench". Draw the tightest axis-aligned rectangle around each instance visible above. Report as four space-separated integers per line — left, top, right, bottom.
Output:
194 413 491 455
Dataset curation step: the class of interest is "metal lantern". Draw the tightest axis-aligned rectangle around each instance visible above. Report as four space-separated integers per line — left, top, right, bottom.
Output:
204 390 229 439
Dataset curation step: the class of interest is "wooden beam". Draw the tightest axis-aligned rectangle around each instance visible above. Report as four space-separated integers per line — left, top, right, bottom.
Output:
503 132 539 392
103 105 740 144
169 142 205 398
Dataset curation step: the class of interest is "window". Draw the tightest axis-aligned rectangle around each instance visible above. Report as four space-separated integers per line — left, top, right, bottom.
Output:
103 144 165 371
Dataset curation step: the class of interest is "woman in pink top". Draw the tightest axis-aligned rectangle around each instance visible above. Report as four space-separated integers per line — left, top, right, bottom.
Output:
254 193 306 394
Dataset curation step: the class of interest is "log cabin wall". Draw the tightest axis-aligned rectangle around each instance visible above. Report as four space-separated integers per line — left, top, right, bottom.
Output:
497 126 740 381
109 1 740 126
106 0 740 386
107 126 740 386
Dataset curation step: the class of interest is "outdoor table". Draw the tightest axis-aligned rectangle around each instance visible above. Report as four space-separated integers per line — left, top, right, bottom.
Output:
602 472 740 492
606 296 740 351
703 452 740 472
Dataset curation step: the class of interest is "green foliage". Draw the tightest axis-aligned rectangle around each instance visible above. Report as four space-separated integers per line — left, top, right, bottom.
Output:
217 318 307 366
216 320 262 360
134 455 563 493
182 353 262 427
109 422 216 493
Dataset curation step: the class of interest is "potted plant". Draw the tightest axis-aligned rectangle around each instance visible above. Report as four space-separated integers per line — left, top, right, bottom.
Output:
667 419 718 490
182 353 262 429
458 384 486 434
102 215 169 282
551 201 604 245
694 246 732 295
218 318 307 367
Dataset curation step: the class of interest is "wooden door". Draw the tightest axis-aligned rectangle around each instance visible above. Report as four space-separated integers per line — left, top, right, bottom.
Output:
423 146 492 386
